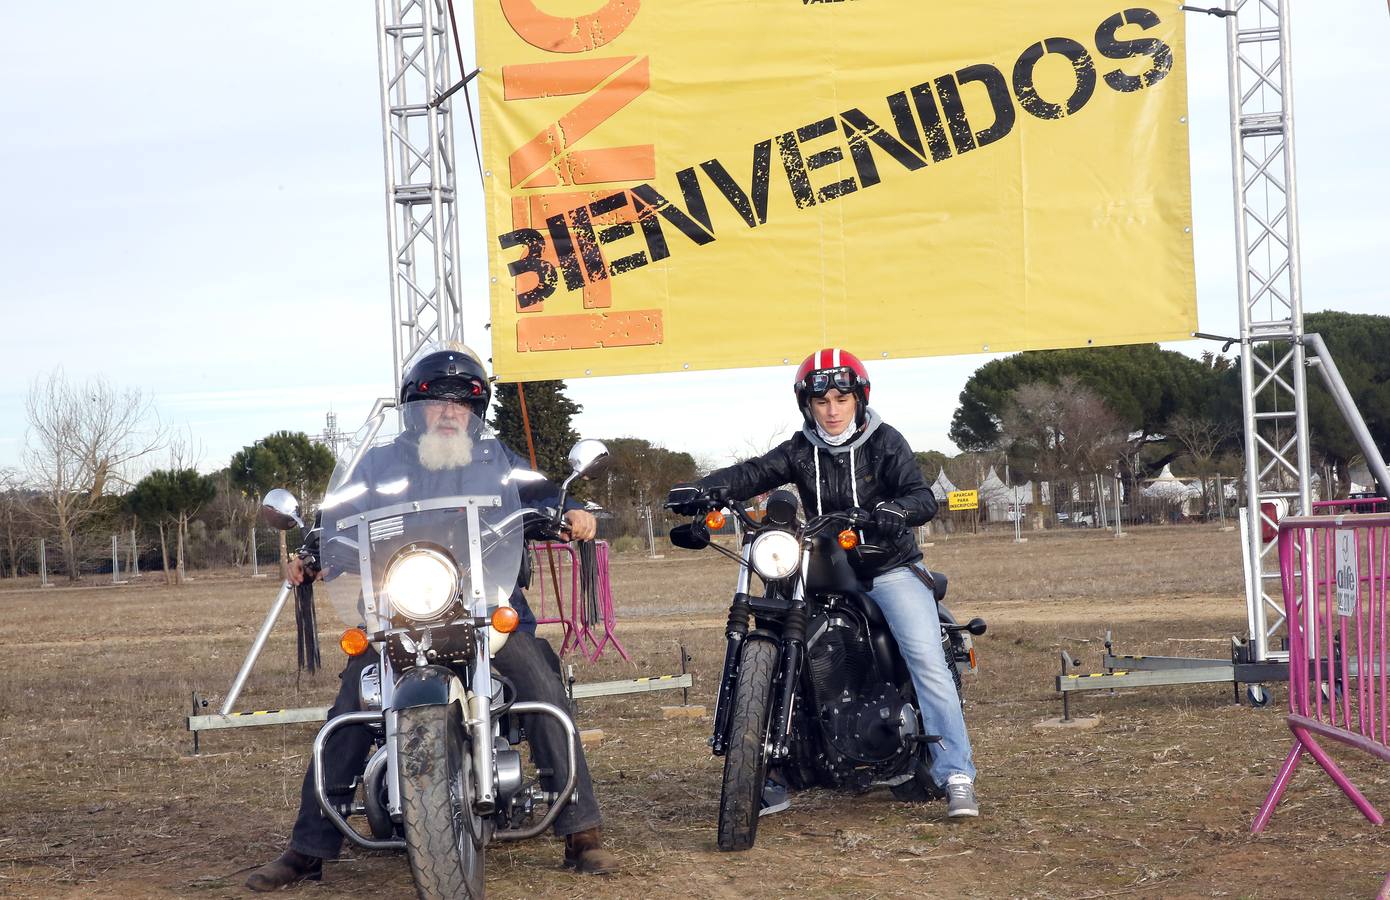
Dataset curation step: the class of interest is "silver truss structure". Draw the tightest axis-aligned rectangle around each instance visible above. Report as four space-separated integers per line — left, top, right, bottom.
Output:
1227 0 1313 663
376 0 466 385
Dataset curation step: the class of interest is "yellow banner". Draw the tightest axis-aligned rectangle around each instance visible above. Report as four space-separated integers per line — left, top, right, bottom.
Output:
475 2 1195 381
948 490 980 512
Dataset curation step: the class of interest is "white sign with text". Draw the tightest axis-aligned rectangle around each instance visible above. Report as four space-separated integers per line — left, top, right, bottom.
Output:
1335 529 1359 618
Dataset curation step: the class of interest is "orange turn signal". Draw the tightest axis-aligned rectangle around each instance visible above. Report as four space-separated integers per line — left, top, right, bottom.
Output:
705 509 726 530
491 605 520 634
339 627 370 657
837 529 860 550
968 647 978 670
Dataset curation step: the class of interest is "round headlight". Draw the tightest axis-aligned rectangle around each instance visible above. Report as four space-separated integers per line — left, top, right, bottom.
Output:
749 530 801 580
383 546 459 622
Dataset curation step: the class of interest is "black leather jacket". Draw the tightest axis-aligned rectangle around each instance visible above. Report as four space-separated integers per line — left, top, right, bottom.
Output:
699 409 937 578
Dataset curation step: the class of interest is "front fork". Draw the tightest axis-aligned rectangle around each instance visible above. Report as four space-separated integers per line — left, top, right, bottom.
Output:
711 543 810 760
770 548 811 759
468 638 497 813
712 544 754 756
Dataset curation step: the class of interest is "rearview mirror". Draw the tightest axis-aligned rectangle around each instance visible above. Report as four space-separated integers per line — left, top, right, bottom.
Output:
566 439 611 480
260 489 303 531
669 522 711 551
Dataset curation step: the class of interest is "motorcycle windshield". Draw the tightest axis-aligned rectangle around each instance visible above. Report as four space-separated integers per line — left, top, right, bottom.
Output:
317 399 532 634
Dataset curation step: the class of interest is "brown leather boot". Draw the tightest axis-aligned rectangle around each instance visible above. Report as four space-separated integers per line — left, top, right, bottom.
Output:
563 827 620 874
244 849 323 892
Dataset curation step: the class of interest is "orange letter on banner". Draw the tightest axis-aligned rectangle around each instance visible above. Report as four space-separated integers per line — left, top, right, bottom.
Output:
503 56 653 189
510 191 625 312
500 0 640 54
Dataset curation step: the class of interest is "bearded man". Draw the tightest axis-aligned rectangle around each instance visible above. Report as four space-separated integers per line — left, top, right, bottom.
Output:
245 343 618 890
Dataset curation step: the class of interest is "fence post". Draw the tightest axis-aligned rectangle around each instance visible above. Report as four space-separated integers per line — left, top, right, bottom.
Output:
1113 475 1125 538
643 505 658 559
251 526 266 578
38 538 51 588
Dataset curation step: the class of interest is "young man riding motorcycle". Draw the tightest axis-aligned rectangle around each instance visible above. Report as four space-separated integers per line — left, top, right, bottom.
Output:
670 348 979 818
245 344 620 891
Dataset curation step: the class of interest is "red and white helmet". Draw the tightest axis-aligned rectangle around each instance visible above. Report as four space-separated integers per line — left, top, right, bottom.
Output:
793 348 871 427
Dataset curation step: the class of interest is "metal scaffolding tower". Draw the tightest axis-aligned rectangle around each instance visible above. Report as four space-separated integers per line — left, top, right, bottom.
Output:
1227 0 1313 665
376 0 467 385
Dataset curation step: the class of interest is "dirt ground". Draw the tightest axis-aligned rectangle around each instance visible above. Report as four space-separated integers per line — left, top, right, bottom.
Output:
2 525 1388 899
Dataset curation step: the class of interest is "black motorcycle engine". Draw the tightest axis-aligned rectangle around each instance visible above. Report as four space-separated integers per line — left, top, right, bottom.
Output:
806 612 873 706
821 686 916 767
806 611 915 772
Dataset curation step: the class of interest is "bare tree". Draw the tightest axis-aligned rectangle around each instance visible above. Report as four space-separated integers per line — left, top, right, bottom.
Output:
1166 414 1237 516
1000 378 1128 518
1001 379 1127 479
0 468 28 578
23 370 162 580
734 421 794 464
167 430 203 582
204 471 257 568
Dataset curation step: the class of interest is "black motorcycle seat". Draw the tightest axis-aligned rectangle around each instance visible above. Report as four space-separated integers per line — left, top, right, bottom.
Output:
928 570 948 603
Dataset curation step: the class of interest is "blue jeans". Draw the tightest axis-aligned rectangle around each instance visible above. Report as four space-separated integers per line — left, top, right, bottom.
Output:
865 565 976 786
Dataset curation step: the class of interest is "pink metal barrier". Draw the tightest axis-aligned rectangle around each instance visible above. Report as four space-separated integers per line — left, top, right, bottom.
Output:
528 540 629 662
1314 497 1389 514
1253 512 1390 836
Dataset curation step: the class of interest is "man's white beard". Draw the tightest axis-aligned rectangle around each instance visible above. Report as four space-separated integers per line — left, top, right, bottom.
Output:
418 428 474 471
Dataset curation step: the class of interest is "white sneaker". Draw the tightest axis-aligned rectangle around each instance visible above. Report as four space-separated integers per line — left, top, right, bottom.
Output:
945 774 978 818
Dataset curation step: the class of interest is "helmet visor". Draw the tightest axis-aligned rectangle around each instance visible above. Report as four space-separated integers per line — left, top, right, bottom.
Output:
806 367 858 397
412 375 487 405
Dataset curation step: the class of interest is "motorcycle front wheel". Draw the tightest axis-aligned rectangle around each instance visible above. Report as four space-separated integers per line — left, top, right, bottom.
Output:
398 703 485 900
717 639 779 852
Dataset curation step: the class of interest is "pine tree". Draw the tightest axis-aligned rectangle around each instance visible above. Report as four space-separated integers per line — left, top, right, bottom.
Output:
1302 311 1390 495
490 381 582 480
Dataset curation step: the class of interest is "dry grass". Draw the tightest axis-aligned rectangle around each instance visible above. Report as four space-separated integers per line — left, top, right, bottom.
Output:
1 525 1387 898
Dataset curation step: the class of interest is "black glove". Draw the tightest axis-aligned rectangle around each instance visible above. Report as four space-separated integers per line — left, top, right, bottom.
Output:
872 500 910 538
842 507 872 528
665 483 707 516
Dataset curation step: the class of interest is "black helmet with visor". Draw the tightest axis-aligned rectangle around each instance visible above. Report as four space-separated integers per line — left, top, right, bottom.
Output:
399 343 491 419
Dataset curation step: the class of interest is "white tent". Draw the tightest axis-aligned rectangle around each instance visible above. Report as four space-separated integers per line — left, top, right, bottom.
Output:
980 467 1032 520
1350 461 1372 494
931 469 957 502
1143 464 1201 517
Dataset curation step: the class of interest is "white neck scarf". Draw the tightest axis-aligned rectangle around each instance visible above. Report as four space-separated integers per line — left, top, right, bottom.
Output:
814 421 856 446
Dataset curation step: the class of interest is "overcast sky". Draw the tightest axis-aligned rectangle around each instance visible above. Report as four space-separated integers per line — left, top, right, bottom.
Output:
1 4 1385 478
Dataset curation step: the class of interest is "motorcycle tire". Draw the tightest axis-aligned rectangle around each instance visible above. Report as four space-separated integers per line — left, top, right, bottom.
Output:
398 703 485 900
717 639 779 852
890 643 966 804
890 750 946 803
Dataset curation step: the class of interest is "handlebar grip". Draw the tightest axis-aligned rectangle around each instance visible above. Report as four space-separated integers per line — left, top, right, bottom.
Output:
296 549 320 574
665 482 709 514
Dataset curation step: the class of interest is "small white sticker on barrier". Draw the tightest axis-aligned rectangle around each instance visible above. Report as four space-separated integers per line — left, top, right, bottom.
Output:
1335 529 1359 617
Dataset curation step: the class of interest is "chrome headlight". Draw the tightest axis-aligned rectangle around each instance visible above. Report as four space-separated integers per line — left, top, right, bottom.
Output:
749 530 801 580
383 546 459 621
